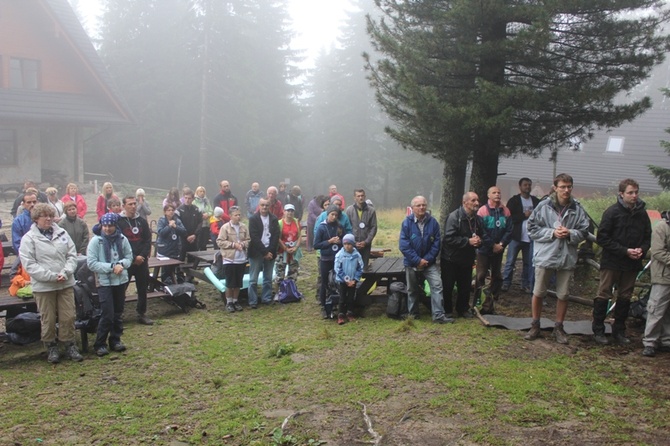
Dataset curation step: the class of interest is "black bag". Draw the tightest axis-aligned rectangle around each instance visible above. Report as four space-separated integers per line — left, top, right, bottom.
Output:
163 283 206 313
6 312 41 335
630 286 651 320
387 282 408 319
73 257 101 333
210 251 225 279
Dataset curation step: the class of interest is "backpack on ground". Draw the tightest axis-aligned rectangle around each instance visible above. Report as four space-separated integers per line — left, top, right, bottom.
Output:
73 256 101 333
5 312 41 345
162 282 206 313
277 279 303 303
387 281 408 319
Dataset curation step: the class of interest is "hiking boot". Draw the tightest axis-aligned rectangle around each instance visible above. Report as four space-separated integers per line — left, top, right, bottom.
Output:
433 315 455 324
225 303 236 313
95 346 109 357
110 342 127 352
501 283 510 292
612 331 631 345
138 314 154 326
347 312 356 322
47 342 60 364
233 302 244 312
459 310 474 319
337 314 346 325
321 307 329 319
524 321 541 341
66 343 83 362
593 332 609 345
552 324 569 345
642 346 656 357
250 304 258 309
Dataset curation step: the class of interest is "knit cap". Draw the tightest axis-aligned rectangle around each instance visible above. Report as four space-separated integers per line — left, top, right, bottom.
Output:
214 206 224 218
342 234 355 245
100 212 119 226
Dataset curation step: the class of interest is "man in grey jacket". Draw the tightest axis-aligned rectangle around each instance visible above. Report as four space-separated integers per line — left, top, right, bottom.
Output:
345 189 377 268
642 214 670 357
524 173 590 344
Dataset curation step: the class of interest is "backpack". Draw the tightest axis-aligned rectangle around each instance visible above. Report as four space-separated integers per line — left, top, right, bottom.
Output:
630 286 651 320
73 257 102 333
163 283 206 313
277 279 303 303
387 282 408 319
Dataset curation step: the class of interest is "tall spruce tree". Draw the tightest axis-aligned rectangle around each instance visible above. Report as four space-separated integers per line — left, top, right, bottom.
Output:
366 0 670 213
649 89 670 190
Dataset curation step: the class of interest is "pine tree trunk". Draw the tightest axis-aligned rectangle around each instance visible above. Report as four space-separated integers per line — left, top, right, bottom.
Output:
439 157 468 225
470 143 500 203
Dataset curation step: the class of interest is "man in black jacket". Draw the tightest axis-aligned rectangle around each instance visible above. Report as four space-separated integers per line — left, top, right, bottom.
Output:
176 188 203 263
502 178 540 293
441 192 488 318
118 196 154 325
594 178 651 344
248 198 280 308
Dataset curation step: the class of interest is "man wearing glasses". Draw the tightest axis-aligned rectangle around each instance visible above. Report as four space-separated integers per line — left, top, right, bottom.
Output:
12 192 38 254
524 173 590 344
248 199 279 308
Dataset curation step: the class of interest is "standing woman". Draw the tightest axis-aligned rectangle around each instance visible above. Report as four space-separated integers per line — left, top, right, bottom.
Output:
163 187 181 210
307 195 329 252
275 203 303 285
216 206 250 313
136 188 152 221
45 187 64 222
314 205 344 319
194 186 213 250
19 203 83 363
61 183 87 219
97 182 118 219
87 213 133 357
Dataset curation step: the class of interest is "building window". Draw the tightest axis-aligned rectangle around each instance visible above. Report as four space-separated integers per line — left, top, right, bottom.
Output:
0 129 17 165
606 136 624 153
10 58 40 89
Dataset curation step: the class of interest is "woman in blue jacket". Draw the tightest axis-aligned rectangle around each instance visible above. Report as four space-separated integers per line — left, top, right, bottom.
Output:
314 205 344 319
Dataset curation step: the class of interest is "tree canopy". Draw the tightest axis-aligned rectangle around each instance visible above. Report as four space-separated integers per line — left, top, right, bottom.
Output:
366 0 670 213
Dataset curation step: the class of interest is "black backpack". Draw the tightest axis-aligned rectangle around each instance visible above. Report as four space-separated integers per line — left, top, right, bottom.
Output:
387 282 408 319
162 283 206 313
73 256 102 333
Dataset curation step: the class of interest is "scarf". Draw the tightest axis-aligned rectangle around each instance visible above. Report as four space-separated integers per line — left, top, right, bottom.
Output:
101 230 124 263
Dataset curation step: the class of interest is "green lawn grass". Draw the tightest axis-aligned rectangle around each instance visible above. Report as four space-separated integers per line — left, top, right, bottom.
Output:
1 202 669 445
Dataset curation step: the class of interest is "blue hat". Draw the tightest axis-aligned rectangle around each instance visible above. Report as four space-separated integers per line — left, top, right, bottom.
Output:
100 212 119 226
343 234 355 245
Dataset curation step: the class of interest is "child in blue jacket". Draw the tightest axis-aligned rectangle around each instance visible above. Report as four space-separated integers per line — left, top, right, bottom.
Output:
334 234 364 325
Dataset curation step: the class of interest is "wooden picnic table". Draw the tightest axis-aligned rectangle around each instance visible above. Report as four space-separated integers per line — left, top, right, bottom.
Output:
358 256 406 297
183 250 217 281
3 240 14 258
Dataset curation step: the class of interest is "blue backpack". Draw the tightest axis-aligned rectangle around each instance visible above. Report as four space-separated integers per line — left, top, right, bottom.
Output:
277 279 303 303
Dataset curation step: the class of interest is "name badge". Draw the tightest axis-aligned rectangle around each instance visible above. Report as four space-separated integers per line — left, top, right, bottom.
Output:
344 275 351 282
359 222 365 229
332 245 339 252
495 220 501 227
132 227 139 234
172 234 178 240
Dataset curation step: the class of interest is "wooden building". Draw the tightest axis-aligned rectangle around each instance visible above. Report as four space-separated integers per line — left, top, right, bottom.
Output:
0 0 131 190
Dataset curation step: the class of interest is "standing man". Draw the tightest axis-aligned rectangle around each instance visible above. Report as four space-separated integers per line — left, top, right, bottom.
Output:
502 178 540 293
213 180 238 223
345 189 377 268
525 173 590 344
441 192 488 318
248 198 280 308
593 179 651 344
118 195 155 326
245 182 265 219
642 212 670 357
329 185 345 209
475 186 513 310
12 191 38 254
265 186 284 219
399 196 452 323
176 188 202 280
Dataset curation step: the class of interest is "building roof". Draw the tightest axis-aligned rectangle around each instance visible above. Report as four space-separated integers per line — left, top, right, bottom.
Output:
0 0 133 125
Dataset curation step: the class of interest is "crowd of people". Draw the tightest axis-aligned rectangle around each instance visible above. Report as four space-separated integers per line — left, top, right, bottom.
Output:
5 173 670 362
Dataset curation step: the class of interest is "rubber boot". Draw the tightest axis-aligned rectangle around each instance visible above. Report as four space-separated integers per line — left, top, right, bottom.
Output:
612 299 631 345
592 298 609 345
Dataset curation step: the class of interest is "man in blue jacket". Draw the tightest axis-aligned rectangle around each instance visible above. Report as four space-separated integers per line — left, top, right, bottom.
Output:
399 196 453 323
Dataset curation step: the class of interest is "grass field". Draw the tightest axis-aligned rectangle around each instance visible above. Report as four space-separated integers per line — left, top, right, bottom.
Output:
1 198 670 445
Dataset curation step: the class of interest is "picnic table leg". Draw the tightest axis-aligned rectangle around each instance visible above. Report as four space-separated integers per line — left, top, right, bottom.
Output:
80 330 89 353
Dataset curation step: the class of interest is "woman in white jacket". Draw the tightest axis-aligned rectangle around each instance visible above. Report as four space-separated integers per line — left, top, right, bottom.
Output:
19 203 82 364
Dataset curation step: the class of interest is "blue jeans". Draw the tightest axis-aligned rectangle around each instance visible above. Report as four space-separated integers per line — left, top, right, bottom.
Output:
502 239 533 289
405 263 446 320
95 285 126 349
248 256 276 305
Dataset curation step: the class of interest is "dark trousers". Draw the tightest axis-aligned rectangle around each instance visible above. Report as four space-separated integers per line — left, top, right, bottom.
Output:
441 260 473 315
126 261 149 315
95 285 126 349
197 226 210 250
476 252 504 299
338 282 357 315
319 259 335 307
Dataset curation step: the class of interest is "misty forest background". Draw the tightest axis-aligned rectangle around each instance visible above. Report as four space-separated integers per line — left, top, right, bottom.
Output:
74 0 441 207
